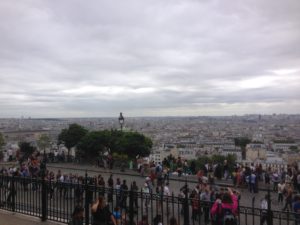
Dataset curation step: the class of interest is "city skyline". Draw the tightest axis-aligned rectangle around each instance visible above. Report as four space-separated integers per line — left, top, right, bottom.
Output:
0 0 299 118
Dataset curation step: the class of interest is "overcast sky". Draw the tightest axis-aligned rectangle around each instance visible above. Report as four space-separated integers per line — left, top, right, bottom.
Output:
0 0 299 118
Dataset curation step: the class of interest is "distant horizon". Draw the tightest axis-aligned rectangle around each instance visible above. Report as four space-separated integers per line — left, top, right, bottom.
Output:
0 113 299 120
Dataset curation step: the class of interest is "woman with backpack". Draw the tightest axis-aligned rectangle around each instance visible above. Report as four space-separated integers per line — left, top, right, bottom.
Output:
91 196 117 225
210 188 238 225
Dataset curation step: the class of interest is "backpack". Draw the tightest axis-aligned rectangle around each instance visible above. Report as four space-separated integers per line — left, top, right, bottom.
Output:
221 207 237 225
212 204 237 225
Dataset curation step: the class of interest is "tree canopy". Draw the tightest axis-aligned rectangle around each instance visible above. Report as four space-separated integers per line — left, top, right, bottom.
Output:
289 146 299 153
37 134 51 153
77 130 152 160
234 137 251 148
0 132 4 149
234 137 251 160
19 142 36 162
58 123 88 155
77 131 109 160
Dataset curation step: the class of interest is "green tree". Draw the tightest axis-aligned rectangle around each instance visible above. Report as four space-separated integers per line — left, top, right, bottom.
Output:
58 123 88 158
0 132 4 149
77 131 108 160
289 146 299 153
19 142 36 162
190 155 211 171
0 133 5 161
234 137 251 160
118 131 152 158
37 134 51 154
77 130 152 160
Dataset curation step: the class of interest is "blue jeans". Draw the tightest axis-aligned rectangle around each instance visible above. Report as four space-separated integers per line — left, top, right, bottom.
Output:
250 183 256 193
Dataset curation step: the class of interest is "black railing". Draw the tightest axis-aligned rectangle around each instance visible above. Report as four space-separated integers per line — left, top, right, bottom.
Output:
0 174 298 225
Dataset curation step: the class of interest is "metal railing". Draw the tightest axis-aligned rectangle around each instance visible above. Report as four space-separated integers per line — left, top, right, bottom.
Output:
0 174 298 225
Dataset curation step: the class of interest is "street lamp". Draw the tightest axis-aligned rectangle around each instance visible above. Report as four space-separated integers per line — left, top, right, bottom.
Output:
118 112 125 131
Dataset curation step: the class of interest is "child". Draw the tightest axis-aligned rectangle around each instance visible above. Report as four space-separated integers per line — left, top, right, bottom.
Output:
113 207 122 225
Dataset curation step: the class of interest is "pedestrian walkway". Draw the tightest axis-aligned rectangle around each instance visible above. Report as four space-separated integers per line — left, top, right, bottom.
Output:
0 210 64 225
47 162 274 190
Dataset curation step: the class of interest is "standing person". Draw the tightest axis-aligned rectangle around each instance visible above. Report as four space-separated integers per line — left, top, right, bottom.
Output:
190 189 199 221
140 164 145 176
164 182 171 215
272 172 279 192
285 172 292 185
214 164 222 180
250 172 257 193
6 178 16 207
132 181 139 209
177 157 183 177
297 173 300 193
138 215 149 225
142 183 150 209
98 175 105 197
115 178 121 206
211 188 238 225
293 195 300 225
190 161 196 175
223 160 229 180
260 195 268 225
264 171 270 184
107 174 114 203
120 180 128 209
277 181 285 204
112 207 122 225
164 182 170 197
69 205 84 225
156 185 163 212
179 184 189 214
282 185 293 211
74 178 84 205
200 186 211 225
91 196 116 225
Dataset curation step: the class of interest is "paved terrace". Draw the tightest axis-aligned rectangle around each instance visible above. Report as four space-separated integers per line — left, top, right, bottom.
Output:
47 163 286 211
0 210 63 225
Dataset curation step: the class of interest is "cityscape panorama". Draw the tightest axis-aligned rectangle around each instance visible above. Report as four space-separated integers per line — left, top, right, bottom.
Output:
0 0 300 225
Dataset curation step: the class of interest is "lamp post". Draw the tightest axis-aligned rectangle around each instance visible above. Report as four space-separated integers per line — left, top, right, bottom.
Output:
118 112 125 131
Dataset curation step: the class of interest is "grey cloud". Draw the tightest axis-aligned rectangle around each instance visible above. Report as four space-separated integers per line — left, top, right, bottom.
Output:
0 0 299 117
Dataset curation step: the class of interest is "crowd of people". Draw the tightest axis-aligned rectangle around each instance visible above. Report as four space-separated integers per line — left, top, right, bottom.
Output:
1 151 300 225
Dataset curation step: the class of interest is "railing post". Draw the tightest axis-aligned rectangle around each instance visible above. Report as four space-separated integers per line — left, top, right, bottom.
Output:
40 157 48 221
267 189 273 225
252 196 255 225
11 175 15 212
41 175 47 221
84 171 89 225
183 180 189 225
238 194 241 225
129 184 134 225
41 158 48 221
